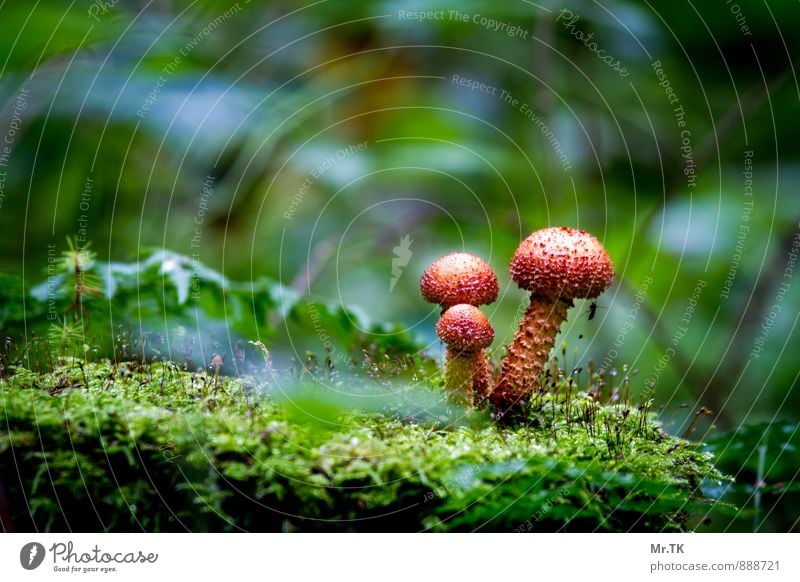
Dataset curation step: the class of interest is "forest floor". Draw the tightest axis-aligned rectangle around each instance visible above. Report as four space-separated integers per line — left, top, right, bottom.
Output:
0 357 728 532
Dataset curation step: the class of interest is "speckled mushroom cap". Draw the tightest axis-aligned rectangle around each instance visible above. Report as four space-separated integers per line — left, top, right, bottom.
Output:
420 252 498 309
510 226 614 301
436 304 494 351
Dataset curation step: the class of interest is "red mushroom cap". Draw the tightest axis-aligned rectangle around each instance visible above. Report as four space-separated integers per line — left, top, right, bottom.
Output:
436 304 494 351
420 252 498 309
509 226 614 301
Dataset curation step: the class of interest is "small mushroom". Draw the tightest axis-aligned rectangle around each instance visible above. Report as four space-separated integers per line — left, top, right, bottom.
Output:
491 227 614 414
420 252 498 405
420 252 498 312
436 304 495 406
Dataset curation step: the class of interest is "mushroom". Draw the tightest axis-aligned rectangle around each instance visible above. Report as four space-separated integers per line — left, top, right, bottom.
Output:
491 227 614 413
420 252 498 312
436 304 495 406
420 252 498 404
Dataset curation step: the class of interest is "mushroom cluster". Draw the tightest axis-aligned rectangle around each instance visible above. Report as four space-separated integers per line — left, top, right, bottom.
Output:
420 252 498 405
420 228 614 417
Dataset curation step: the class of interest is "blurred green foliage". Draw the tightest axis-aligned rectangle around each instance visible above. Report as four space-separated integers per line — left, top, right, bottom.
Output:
0 243 422 378
702 421 800 532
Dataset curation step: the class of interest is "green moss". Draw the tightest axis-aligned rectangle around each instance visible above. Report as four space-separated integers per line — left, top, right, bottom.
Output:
0 358 729 532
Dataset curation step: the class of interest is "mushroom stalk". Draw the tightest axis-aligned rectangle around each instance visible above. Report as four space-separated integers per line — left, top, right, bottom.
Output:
444 346 491 406
473 348 491 400
491 295 570 409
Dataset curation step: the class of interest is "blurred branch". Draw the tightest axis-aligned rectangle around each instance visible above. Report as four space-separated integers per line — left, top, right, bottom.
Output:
733 221 799 343
290 239 335 295
694 66 791 164
289 204 436 296
531 2 557 194
618 279 731 423
704 219 800 423
637 63 793 242
373 205 437 253
622 61 796 425
625 218 799 427
532 3 555 119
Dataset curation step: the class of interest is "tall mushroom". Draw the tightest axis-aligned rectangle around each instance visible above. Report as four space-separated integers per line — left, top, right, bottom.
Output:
491 227 614 413
436 304 494 406
420 252 498 312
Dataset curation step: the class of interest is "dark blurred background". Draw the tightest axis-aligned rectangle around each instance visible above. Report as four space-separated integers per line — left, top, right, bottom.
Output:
0 0 799 529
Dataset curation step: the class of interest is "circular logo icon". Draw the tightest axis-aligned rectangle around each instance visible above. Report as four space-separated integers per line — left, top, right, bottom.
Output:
20 542 46 570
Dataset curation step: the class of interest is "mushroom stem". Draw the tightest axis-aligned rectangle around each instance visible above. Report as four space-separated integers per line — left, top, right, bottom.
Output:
473 349 492 402
491 295 571 411
444 347 490 407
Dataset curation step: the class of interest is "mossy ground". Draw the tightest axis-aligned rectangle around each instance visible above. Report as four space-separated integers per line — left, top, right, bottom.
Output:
0 357 728 532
